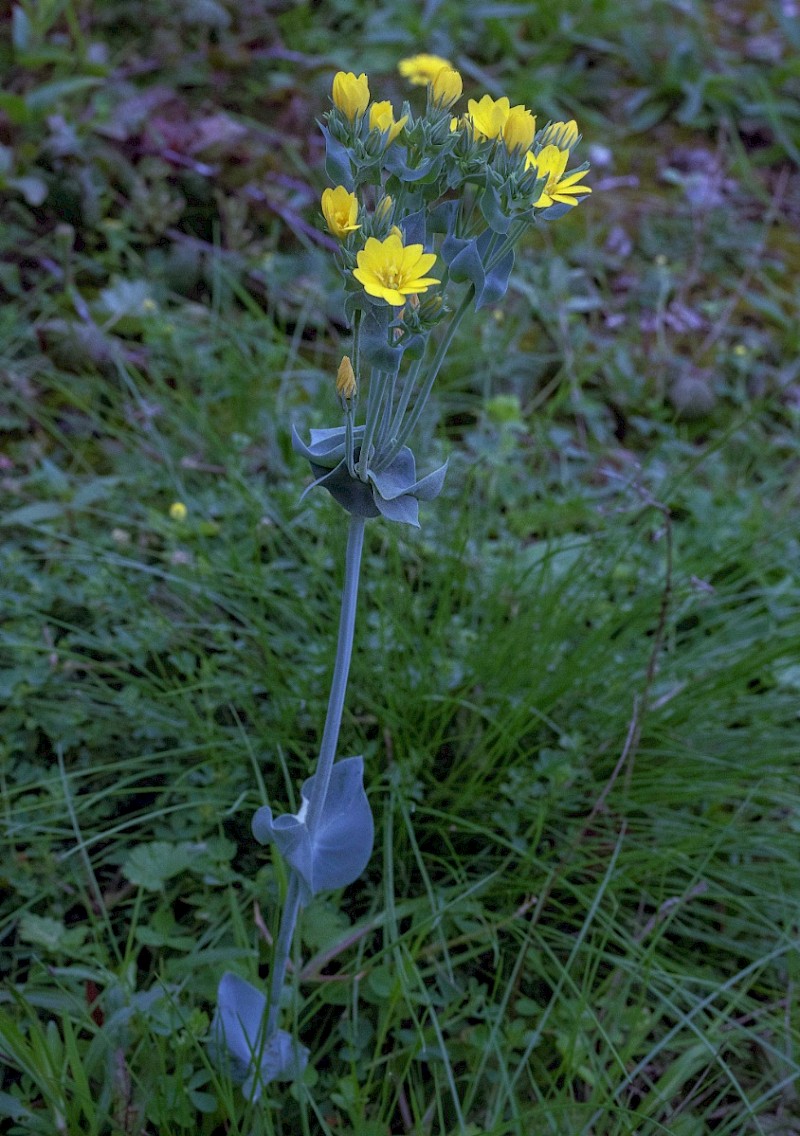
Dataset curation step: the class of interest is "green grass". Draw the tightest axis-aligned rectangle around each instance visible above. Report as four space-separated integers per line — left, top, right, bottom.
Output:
2 0 800 1133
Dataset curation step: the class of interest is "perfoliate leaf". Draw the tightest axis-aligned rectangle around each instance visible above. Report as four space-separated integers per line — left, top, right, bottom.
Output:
252 755 374 905
374 493 419 525
293 430 446 525
319 123 353 189
539 201 575 222
479 185 513 234
360 306 404 373
308 461 381 517
398 208 426 245
442 230 515 310
210 974 308 1100
383 148 440 183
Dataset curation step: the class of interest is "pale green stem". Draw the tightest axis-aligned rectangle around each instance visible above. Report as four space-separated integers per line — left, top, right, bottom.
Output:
266 514 366 1034
266 873 301 1035
375 285 474 472
305 514 366 832
344 402 356 477
385 353 423 450
352 308 362 383
357 368 386 477
374 366 398 453
486 218 528 272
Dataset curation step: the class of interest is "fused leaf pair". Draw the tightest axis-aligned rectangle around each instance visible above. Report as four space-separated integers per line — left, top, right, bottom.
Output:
292 426 448 527
210 974 309 1100
252 754 374 906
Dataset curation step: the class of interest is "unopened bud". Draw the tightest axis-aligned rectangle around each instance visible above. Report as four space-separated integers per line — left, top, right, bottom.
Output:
375 195 393 222
336 355 357 399
430 67 463 109
331 72 370 121
503 106 536 153
418 293 444 320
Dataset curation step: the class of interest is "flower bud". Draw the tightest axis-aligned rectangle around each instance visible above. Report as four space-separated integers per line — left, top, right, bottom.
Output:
417 293 444 320
430 67 463 109
503 105 536 153
336 356 357 400
331 71 370 121
538 119 580 151
375 195 393 222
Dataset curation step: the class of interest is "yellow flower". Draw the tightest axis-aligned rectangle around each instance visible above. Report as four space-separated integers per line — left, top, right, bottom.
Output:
331 71 370 121
353 232 439 306
538 119 580 150
525 145 592 208
321 186 360 239
467 95 511 140
169 501 188 521
336 355 357 399
430 67 463 108
368 101 408 145
502 105 536 153
398 53 452 85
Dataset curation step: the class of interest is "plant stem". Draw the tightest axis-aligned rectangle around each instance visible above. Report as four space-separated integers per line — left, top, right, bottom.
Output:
358 369 385 477
266 873 301 1035
265 513 366 1034
305 514 366 832
375 285 474 471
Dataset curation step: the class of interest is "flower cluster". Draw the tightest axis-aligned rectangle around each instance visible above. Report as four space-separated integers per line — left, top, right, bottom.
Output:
302 56 593 526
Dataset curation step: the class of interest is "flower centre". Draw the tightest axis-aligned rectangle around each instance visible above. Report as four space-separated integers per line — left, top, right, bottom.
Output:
381 262 402 288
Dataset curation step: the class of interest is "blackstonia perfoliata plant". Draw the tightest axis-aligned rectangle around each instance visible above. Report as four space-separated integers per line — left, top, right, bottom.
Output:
211 54 592 1097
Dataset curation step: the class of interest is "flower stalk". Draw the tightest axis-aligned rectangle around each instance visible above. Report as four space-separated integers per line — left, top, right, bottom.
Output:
264 514 367 1036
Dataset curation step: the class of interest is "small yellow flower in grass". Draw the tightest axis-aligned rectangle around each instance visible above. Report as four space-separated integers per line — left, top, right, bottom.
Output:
368 101 408 145
353 232 439 307
525 145 592 208
467 94 511 140
336 355 357 399
169 501 188 521
321 186 360 239
398 53 452 85
538 119 580 150
332 71 370 120
430 67 462 108
502 105 536 153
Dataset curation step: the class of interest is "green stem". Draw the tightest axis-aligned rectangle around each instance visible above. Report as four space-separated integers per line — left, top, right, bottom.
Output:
266 874 301 1035
266 514 366 1034
305 514 366 833
385 353 423 448
374 369 397 455
487 218 528 271
357 369 385 477
352 308 362 382
375 285 474 472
